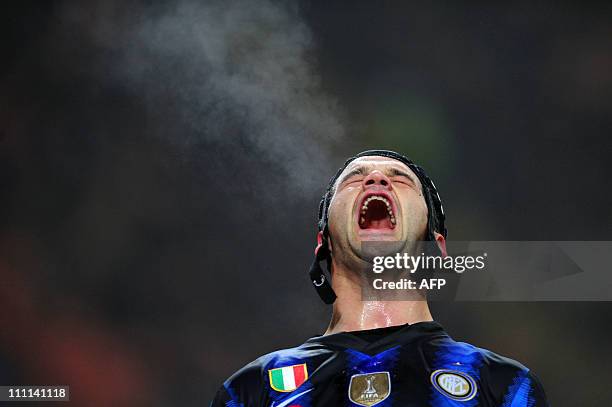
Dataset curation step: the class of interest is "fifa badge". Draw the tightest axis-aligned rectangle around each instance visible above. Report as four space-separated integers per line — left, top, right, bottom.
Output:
348 371 391 406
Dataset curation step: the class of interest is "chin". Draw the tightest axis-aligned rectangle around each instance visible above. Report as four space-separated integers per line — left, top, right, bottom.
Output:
350 235 406 263
356 229 401 241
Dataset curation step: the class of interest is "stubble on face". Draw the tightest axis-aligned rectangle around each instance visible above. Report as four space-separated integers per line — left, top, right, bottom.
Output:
326 156 429 271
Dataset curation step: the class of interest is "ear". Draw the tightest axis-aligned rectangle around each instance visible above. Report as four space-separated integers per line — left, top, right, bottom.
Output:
314 231 324 255
314 231 333 257
434 232 447 257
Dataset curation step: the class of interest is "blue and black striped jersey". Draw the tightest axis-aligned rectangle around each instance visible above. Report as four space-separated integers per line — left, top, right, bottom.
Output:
211 321 548 406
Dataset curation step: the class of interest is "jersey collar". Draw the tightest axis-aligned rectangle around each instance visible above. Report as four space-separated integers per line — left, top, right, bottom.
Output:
304 321 448 354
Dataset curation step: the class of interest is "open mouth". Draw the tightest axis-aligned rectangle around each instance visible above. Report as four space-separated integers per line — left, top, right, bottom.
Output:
358 194 397 230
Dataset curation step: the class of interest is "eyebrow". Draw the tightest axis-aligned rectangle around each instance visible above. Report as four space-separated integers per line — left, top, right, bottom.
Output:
336 164 418 187
388 167 417 184
336 167 366 185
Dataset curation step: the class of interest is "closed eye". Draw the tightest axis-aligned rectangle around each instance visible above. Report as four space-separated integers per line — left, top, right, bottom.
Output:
338 168 365 188
392 176 415 187
388 168 418 189
341 177 363 189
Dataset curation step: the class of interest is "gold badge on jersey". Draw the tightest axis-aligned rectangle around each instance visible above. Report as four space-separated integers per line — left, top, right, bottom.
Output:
348 371 391 406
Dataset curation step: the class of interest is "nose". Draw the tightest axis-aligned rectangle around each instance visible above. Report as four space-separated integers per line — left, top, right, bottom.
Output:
362 170 392 190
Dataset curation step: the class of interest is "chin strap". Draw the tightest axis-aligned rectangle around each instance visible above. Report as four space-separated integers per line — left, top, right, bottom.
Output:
309 235 336 304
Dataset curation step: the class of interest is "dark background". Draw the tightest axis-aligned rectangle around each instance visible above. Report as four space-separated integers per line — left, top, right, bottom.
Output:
1 1 611 406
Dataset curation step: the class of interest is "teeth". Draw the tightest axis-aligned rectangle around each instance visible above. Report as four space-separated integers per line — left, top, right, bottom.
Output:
360 195 396 225
362 196 392 210
362 196 391 207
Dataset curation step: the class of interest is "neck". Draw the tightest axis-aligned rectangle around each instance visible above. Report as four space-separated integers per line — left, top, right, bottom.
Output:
324 261 433 335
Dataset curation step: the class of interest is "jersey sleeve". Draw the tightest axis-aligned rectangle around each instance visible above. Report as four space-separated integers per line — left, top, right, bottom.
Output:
473 347 549 407
209 360 267 407
498 369 549 407
527 371 549 407
209 385 235 407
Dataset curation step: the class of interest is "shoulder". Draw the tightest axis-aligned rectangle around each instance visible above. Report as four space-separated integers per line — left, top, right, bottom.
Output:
422 335 548 405
227 345 311 386
422 334 528 374
211 342 323 407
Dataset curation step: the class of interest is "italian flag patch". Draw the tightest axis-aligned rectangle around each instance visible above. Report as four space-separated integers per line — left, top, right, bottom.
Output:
268 364 308 392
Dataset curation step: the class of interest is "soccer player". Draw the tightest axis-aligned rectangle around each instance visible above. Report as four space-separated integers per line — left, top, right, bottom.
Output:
211 150 548 406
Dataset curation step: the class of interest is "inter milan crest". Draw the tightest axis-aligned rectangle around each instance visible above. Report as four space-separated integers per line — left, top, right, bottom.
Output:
348 372 391 406
430 369 477 401
268 364 308 392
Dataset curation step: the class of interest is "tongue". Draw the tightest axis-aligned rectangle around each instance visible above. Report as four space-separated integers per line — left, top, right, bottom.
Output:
366 218 393 229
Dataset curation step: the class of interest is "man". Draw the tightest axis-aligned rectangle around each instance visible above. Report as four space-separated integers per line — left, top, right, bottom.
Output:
211 150 548 406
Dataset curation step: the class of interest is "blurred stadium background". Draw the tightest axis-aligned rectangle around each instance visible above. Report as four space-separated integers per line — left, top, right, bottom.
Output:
1 1 611 406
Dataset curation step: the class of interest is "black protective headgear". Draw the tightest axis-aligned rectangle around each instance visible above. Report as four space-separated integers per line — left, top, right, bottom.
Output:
309 150 447 304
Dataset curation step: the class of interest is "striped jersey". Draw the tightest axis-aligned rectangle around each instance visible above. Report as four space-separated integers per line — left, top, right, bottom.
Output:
210 321 548 406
